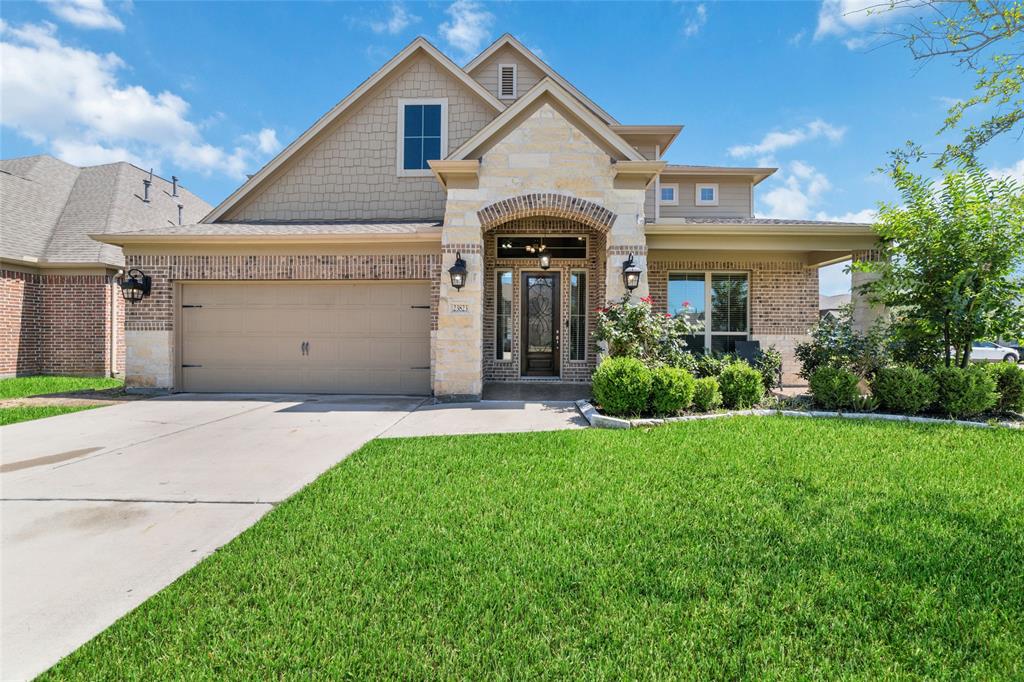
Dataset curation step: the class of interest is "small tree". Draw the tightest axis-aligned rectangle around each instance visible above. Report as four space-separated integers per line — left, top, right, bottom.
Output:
857 158 1024 367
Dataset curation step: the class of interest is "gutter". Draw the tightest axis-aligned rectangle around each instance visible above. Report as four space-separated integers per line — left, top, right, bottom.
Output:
644 223 876 237
88 231 444 246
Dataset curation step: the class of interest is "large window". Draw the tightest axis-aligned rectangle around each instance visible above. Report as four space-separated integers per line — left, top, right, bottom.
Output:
496 271 512 360
397 99 447 176
668 272 748 353
569 271 587 361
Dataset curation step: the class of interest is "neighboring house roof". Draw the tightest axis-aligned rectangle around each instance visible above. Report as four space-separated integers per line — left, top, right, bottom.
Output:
94 221 442 244
0 155 211 268
650 217 870 226
204 37 506 224
661 164 777 184
466 33 619 126
446 78 645 162
820 293 851 310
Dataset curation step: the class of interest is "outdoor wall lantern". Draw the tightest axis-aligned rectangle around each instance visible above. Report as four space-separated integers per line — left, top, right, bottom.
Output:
538 252 552 270
622 253 642 292
448 252 468 291
119 268 152 304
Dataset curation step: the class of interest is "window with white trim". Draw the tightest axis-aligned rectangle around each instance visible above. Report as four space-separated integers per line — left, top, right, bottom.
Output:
498 63 517 99
668 272 749 353
397 98 448 177
659 183 678 206
569 270 587 361
695 183 719 206
496 270 513 360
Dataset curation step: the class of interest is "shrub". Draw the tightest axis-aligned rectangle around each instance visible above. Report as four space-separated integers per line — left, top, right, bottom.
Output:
692 377 722 412
593 294 700 366
591 357 653 417
870 366 938 415
649 366 696 416
695 353 735 379
808 366 861 410
754 346 783 391
718 361 764 409
851 394 879 413
987 362 1024 412
795 313 888 381
932 366 998 418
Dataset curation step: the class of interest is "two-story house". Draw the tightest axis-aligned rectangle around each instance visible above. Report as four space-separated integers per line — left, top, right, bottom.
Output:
96 34 878 399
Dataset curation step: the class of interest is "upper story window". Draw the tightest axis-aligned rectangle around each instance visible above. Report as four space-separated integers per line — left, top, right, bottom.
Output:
659 183 678 206
696 183 719 206
397 98 447 177
498 64 517 99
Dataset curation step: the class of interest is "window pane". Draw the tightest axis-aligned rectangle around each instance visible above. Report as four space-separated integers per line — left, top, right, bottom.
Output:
496 271 512 360
711 274 747 332
404 105 423 136
700 187 715 202
570 272 587 361
668 274 705 330
422 104 441 136
661 187 674 201
683 334 705 353
403 136 422 170
422 136 441 164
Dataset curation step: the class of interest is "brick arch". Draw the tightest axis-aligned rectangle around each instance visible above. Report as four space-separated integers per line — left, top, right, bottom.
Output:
477 194 615 233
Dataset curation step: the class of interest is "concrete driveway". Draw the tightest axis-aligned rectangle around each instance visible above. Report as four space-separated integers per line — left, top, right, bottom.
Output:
0 393 584 679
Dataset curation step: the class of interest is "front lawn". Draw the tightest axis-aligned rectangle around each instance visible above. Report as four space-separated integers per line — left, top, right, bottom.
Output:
0 404 99 426
44 417 1023 679
0 375 123 399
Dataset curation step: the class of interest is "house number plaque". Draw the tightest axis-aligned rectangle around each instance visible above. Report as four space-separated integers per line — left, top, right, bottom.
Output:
450 303 470 314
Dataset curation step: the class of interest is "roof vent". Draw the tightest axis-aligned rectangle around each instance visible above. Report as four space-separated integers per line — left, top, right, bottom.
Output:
171 175 179 198
177 202 184 225
498 63 517 99
142 169 152 203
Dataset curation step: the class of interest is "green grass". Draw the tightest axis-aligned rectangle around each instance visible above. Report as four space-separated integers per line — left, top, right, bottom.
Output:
0 375 122 400
0 404 99 426
44 417 1024 680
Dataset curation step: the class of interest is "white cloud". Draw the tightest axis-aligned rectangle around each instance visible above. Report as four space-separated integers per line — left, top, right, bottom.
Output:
814 0 879 40
789 29 807 46
439 0 493 59
43 0 124 31
683 3 707 38
0 21 274 180
760 161 832 219
814 208 877 223
819 260 852 295
370 3 419 35
991 159 1024 184
728 119 846 158
256 128 281 155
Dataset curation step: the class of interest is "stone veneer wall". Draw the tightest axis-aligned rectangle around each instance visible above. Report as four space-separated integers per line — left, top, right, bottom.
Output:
122 253 441 389
0 268 123 377
648 257 818 385
227 55 496 222
482 218 605 383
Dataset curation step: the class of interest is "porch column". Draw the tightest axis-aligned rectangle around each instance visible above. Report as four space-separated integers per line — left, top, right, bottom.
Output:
604 211 649 303
851 249 888 334
434 192 484 401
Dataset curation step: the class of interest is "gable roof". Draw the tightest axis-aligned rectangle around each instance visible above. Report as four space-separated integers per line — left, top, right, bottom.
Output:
204 37 506 224
447 78 644 163
466 33 619 126
0 155 210 267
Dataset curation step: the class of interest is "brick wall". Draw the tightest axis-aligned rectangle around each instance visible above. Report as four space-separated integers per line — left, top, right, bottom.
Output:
1 268 123 377
482 218 605 383
124 253 443 332
648 256 818 384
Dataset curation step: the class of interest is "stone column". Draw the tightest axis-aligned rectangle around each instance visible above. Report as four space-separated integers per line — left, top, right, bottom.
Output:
603 201 649 304
434 191 484 401
851 249 887 334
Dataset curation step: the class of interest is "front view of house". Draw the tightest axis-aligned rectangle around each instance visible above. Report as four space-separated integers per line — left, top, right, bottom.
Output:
98 34 879 399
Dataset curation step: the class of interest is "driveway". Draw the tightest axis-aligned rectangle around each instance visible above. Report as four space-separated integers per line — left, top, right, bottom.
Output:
0 393 584 680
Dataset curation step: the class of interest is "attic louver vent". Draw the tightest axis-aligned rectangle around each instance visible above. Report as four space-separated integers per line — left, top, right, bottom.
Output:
498 64 517 99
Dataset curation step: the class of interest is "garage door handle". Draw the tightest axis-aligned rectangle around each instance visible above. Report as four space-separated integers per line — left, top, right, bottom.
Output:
410 305 430 309
301 341 309 356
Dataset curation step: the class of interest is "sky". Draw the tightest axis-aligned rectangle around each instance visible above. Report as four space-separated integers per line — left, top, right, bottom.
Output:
2 0 1021 295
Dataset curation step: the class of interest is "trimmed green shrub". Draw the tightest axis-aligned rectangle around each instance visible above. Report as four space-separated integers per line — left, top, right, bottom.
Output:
718 361 764 409
870 366 937 415
754 346 783 392
692 377 722 412
808 366 861 410
592 357 653 417
932 366 998 418
695 353 735 379
987 362 1024 412
650 366 696 416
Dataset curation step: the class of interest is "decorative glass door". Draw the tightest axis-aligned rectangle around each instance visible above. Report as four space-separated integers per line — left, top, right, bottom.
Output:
521 273 560 376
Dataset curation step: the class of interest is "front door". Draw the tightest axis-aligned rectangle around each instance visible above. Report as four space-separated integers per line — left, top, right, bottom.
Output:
521 272 560 376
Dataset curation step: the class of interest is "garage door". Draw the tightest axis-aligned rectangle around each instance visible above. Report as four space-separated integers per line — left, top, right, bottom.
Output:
180 282 431 394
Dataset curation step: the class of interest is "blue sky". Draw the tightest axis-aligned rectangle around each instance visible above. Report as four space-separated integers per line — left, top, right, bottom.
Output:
2 0 1020 294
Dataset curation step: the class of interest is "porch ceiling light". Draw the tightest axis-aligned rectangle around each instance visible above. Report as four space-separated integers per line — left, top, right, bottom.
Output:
622 254 642 292
448 252 468 291
118 268 152 304
538 252 552 270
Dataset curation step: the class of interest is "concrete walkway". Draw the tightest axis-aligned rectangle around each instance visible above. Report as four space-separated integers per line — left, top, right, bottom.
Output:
0 394 583 680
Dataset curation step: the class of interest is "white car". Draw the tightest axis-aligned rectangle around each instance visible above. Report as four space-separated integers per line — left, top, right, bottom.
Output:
969 341 1020 363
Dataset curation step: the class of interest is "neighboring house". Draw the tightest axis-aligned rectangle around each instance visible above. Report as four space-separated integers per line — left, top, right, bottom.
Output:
0 156 210 378
820 293 851 320
95 34 878 396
